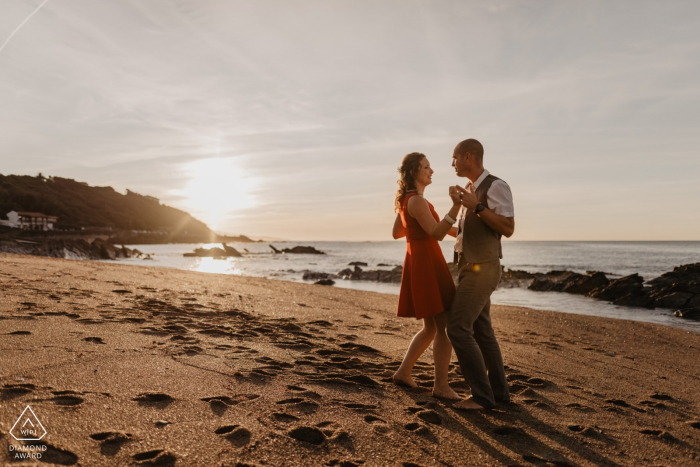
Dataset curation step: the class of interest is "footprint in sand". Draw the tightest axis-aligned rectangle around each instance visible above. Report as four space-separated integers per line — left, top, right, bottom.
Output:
605 399 631 408
215 425 252 447
522 399 549 409
0 383 36 400
639 400 666 408
686 421 700 429
132 449 177 467
416 410 442 425
273 412 300 423
506 373 530 382
277 397 320 413
649 392 674 401
288 426 326 445
524 377 552 388
51 393 85 406
201 396 236 415
89 431 133 456
564 403 591 411
342 402 378 412
83 336 105 344
639 429 675 441
7 330 31 335
133 393 175 407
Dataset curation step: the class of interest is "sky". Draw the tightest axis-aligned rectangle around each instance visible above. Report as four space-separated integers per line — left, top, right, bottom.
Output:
1 0 699 241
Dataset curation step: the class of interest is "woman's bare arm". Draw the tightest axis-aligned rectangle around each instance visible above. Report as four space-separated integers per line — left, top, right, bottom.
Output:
407 196 461 241
392 213 406 239
447 226 458 238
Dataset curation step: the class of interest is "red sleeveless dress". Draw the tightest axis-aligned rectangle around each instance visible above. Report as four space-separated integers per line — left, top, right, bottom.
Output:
397 194 456 319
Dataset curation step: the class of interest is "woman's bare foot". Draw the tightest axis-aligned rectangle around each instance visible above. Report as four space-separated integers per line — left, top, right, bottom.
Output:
432 387 462 400
392 372 417 388
452 397 487 410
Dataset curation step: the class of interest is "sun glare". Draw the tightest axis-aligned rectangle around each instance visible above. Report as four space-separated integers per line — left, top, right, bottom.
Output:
181 158 259 230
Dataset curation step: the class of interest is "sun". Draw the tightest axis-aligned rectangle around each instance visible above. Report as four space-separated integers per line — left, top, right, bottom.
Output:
181 158 259 230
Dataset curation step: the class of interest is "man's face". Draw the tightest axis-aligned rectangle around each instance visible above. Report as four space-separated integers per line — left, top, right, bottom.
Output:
452 149 469 177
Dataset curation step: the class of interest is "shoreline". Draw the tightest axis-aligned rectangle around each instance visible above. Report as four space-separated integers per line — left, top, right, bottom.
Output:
1 252 700 466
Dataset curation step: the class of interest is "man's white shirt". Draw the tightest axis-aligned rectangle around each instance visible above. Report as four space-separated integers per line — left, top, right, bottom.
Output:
454 169 514 254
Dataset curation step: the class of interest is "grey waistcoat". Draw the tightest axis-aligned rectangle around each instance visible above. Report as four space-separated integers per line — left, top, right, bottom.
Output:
456 174 503 264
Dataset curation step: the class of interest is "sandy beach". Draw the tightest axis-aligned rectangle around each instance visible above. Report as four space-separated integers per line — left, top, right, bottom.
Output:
1 253 699 467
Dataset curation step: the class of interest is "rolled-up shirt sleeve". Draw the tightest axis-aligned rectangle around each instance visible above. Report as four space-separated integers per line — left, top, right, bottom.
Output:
487 180 514 217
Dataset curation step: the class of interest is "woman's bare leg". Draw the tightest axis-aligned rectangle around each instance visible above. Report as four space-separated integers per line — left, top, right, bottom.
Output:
393 317 437 387
432 311 461 399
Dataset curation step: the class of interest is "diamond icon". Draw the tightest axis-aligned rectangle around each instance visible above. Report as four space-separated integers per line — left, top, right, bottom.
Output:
10 406 47 441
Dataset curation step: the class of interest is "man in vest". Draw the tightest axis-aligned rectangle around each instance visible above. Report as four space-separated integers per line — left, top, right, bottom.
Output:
448 138 515 410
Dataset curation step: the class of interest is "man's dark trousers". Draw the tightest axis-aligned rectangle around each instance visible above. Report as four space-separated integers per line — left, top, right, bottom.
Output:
447 257 509 408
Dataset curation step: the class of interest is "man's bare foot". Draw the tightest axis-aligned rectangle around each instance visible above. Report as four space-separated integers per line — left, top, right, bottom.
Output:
432 387 462 400
452 397 487 410
392 373 417 388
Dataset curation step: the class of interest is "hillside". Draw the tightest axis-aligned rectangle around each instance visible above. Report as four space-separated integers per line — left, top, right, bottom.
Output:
0 174 215 241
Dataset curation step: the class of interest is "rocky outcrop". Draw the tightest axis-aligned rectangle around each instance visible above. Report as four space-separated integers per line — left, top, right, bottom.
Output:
302 265 403 285
270 245 325 255
529 271 609 295
183 243 242 258
0 238 143 260
496 262 700 319
584 264 700 311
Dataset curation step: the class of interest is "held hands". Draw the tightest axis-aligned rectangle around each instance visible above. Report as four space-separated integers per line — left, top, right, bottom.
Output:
448 186 461 206
455 185 479 210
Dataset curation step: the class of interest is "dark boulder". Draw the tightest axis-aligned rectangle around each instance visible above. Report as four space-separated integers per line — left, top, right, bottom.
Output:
302 271 332 281
528 271 575 292
561 272 609 295
499 269 536 288
687 294 700 308
336 265 402 283
314 279 335 286
183 243 242 258
588 274 645 301
647 263 700 289
528 270 606 294
650 291 693 309
348 261 368 266
270 244 325 255
674 307 700 320
93 238 118 260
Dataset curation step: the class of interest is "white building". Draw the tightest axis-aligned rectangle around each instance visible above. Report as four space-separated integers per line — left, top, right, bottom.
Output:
6 211 58 230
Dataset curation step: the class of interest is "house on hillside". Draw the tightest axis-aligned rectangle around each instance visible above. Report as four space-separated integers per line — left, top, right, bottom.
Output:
6 211 59 230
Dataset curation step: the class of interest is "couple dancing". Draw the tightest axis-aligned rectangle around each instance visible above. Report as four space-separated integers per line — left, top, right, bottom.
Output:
391 138 515 411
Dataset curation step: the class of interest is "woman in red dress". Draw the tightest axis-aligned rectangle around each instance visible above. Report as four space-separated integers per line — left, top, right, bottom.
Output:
392 152 462 400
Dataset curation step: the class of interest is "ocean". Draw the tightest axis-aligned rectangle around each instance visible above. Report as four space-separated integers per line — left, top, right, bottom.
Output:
115 241 700 332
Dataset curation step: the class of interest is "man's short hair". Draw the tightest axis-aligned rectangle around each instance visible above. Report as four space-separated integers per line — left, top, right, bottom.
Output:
456 138 484 163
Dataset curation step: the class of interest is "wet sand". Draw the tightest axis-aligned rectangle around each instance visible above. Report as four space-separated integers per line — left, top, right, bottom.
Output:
1 253 699 466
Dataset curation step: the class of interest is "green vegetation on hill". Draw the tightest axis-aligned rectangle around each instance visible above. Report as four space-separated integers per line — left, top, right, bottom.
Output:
0 173 211 236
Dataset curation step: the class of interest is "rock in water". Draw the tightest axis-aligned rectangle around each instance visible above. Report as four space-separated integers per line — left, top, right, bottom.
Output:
183 243 241 258
588 274 646 301
314 279 335 286
302 271 332 281
270 245 325 255
674 307 700 320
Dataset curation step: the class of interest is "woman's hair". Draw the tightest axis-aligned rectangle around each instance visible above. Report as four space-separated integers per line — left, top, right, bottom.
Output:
395 152 426 212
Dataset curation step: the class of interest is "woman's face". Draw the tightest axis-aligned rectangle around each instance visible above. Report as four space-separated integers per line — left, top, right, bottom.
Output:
414 157 434 187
